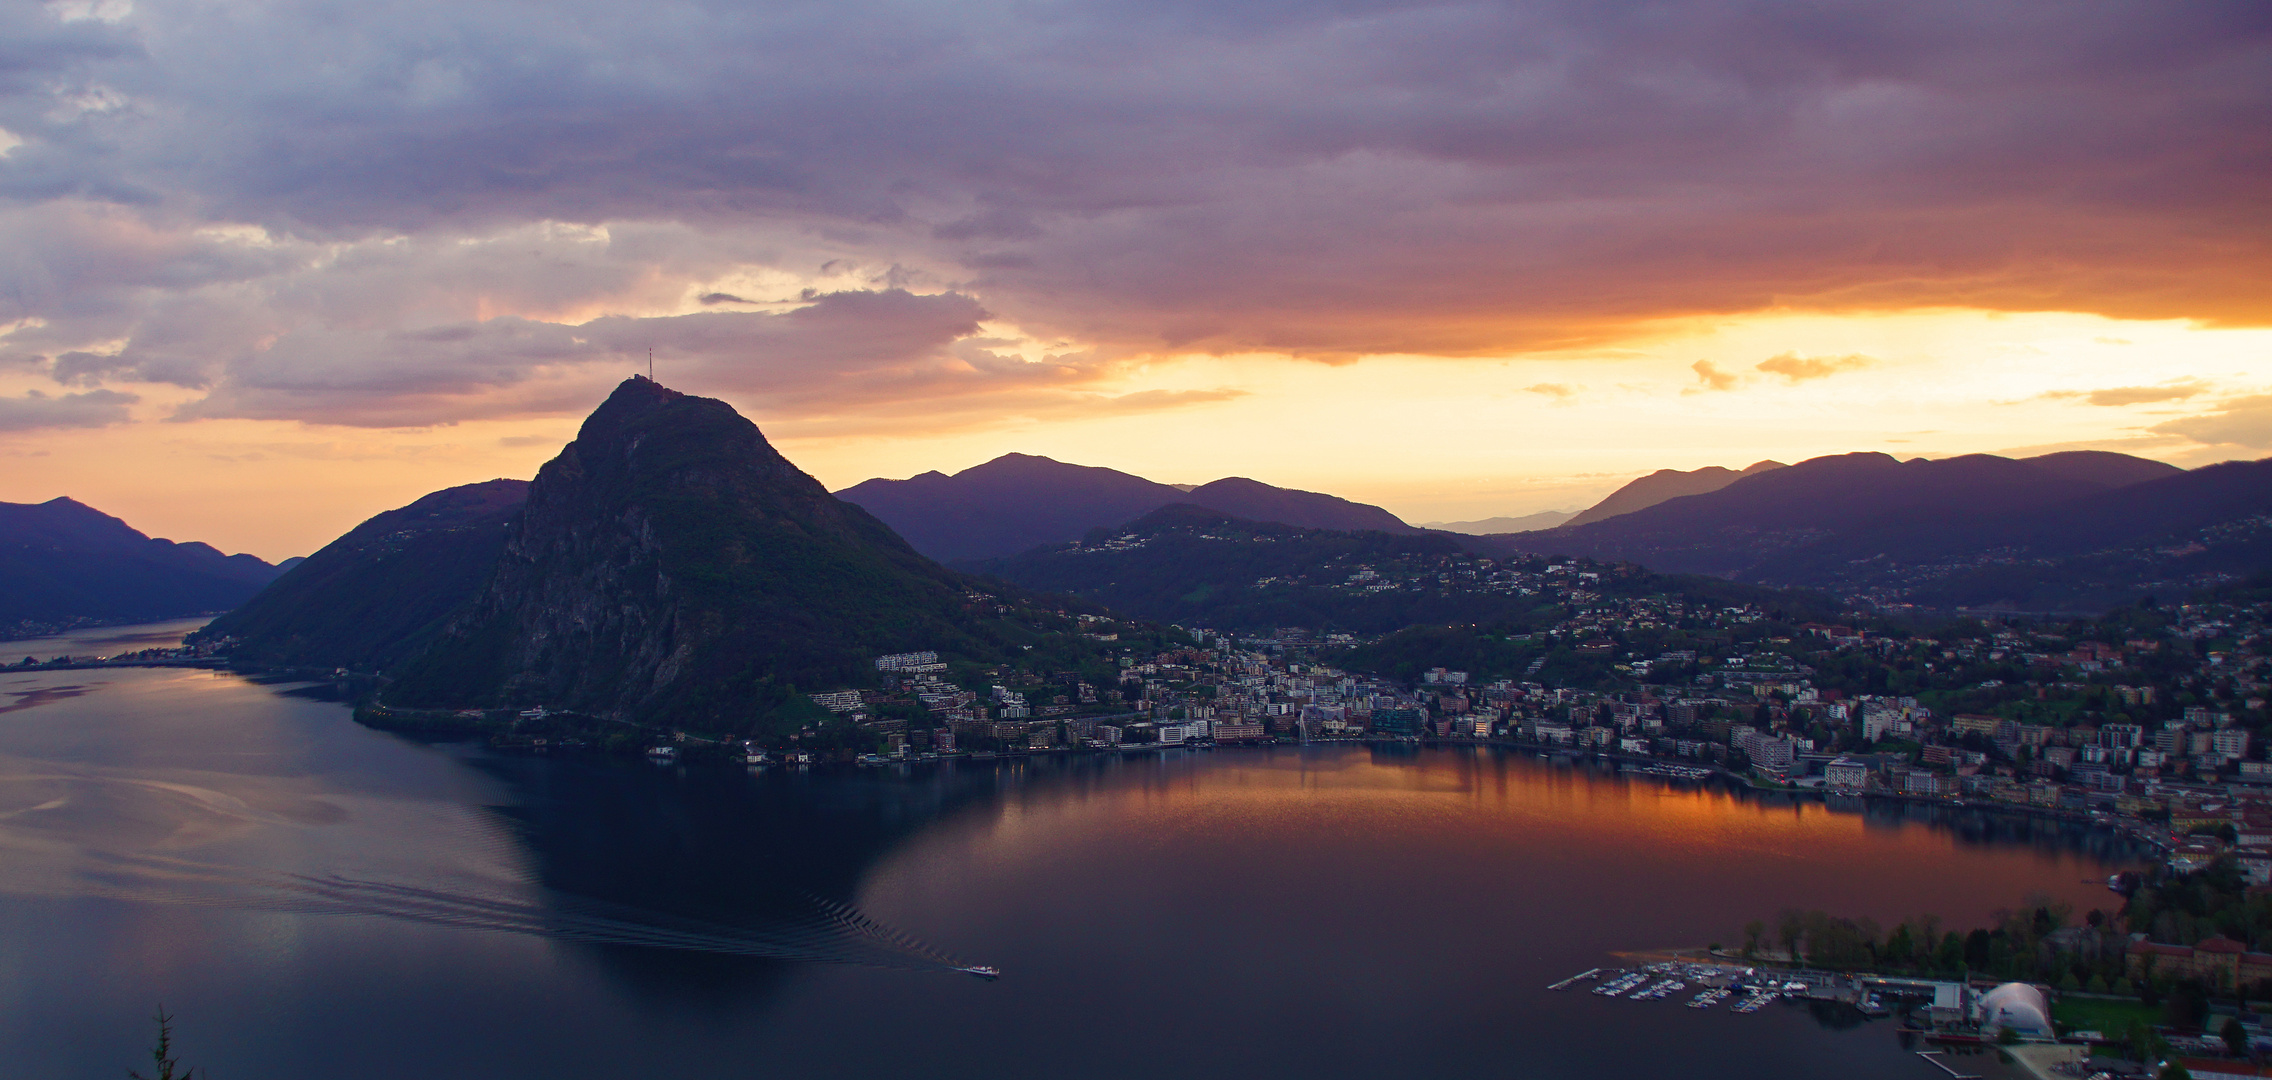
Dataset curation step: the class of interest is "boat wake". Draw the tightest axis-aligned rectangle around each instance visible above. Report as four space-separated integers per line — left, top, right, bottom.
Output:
73 849 984 975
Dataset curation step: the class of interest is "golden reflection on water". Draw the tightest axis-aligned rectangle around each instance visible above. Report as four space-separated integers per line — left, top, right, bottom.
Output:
888 747 2129 934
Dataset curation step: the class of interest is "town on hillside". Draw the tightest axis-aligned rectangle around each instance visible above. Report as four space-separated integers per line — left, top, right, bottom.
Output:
804 580 2272 866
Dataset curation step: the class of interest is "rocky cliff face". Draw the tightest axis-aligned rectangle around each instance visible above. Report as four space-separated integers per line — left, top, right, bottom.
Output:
389 377 995 730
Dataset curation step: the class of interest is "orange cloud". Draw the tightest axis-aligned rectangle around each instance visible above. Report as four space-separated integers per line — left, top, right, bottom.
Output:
1755 352 1874 383
2083 381 2211 406
1689 360 1739 392
2154 393 2272 449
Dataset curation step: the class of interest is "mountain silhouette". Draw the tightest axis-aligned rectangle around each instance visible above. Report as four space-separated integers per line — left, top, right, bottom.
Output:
381 378 1050 731
836 454 1416 562
1560 460 1786 529
0 497 280 630
1487 450 2252 609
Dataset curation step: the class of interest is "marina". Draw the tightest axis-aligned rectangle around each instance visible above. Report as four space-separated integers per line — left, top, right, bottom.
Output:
1549 958 1922 1021
1558 960 1778 1011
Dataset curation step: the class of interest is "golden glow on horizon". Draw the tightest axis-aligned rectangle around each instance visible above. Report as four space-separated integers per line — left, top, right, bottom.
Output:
2 306 2267 561
772 308 2272 526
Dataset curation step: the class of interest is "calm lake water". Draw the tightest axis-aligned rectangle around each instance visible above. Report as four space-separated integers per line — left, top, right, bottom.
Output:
0 625 2141 1079
0 617 216 663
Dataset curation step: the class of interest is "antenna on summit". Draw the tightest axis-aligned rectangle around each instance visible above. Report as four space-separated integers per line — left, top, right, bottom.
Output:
647 346 654 381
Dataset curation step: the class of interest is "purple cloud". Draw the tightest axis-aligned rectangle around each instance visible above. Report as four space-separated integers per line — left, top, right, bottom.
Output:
0 387 136 431
0 0 2260 422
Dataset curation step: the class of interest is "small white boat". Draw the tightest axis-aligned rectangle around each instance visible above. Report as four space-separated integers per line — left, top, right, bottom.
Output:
959 965 1001 981
647 745 679 760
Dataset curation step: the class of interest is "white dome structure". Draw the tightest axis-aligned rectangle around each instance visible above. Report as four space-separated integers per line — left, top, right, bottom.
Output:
1977 982 2053 1038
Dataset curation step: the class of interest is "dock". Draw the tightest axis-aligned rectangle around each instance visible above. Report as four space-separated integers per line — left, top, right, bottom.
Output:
1913 1051 1981 1079
1547 968 1601 991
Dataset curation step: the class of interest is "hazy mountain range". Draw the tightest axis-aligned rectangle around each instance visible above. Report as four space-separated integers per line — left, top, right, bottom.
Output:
834 454 1416 563
1483 450 2245 610
1419 510 1576 534
13 426 2266 649
855 446 2260 613
0 497 283 633
1563 461 1788 528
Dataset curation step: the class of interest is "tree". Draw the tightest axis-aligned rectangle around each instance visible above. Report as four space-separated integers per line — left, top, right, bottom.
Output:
1935 932 1968 975
2225 1016 2249 1057
1743 920 1766 959
1966 928 1994 970
1885 922 1916 966
129 1008 195 1080
2166 980 2210 1029
2159 1064 2193 1080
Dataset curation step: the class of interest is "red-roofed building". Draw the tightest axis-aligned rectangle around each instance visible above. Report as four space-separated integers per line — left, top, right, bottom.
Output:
2127 936 2272 987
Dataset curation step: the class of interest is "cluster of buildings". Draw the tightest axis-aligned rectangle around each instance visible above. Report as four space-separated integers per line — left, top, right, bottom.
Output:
801 590 2272 876
4 638 231 670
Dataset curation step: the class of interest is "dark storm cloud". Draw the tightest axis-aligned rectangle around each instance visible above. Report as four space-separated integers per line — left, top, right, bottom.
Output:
0 0 2264 420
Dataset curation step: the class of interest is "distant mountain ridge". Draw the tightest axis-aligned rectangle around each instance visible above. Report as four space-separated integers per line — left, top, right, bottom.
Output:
1422 510 1575 534
836 454 1418 562
976 502 1830 634
1561 460 1787 529
1485 449 2242 610
2015 450 2186 489
835 454 1186 564
0 497 281 631
1180 476 1416 536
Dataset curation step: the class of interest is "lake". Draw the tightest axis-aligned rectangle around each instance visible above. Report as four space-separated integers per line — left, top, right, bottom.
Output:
0 624 2141 1079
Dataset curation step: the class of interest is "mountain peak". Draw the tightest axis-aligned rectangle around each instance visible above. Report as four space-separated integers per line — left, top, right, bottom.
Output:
836 454 1187 561
387 383 977 728
2021 450 2184 488
835 455 1417 559
1564 461 1769 528
1183 477 1417 534
607 373 683 405
576 376 692 441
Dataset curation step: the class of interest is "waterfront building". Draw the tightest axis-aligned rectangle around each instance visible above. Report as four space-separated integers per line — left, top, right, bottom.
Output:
1824 757 1869 791
1372 707 1423 736
1975 982 2053 1039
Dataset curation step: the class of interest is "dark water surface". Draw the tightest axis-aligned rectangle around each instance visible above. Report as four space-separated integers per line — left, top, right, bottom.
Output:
0 648 2141 1079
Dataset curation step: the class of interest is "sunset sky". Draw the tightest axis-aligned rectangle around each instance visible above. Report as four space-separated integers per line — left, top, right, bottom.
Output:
1 0 2268 560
